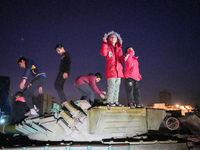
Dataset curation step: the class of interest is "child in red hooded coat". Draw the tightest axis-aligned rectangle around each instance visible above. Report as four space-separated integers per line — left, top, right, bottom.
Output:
100 31 124 106
124 47 143 108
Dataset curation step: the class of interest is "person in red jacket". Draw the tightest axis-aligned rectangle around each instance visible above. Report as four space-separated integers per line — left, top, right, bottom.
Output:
100 31 124 106
124 46 142 108
74 73 106 106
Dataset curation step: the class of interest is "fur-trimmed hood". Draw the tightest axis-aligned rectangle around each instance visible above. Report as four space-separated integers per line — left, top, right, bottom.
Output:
103 31 123 47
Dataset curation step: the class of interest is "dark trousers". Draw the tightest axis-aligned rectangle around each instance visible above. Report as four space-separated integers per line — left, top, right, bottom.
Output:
75 84 94 104
15 101 29 123
124 78 141 105
54 72 67 104
23 75 46 109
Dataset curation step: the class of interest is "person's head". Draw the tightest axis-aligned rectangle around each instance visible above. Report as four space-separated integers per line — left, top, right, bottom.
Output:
105 31 123 47
17 56 27 68
95 72 102 82
15 91 23 98
108 34 117 45
55 44 65 55
125 46 135 55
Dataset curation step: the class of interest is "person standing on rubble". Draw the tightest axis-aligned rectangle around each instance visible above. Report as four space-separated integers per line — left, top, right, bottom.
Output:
100 31 124 106
124 46 142 108
17 56 46 119
54 44 71 106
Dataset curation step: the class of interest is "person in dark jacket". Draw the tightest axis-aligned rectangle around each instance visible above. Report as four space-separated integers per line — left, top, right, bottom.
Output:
17 56 46 119
54 44 71 106
9 91 29 124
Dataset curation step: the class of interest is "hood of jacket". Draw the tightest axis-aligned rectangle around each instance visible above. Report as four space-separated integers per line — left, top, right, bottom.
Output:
103 30 123 47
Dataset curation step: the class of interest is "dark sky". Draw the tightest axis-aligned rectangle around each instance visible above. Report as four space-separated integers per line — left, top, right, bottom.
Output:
1 0 200 106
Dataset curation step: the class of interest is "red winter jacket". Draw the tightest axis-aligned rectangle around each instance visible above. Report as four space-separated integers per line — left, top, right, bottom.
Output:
100 42 124 79
124 50 142 81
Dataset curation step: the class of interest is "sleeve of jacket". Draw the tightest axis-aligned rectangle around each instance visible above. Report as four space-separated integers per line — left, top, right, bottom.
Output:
138 74 142 80
119 47 123 57
138 65 142 80
118 48 124 62
23 62 31 79
63 52 71 74
89 77 102 95
124 50 133 68
119 56 125 63
100 42 108 56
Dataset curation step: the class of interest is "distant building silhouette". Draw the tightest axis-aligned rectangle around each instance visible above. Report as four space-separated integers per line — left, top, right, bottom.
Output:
0 76 12 115
159 90 171 106
33 94 57 115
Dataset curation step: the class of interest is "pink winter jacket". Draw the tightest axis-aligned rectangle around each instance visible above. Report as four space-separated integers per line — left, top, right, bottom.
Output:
124 50 142 81
100 42 124 79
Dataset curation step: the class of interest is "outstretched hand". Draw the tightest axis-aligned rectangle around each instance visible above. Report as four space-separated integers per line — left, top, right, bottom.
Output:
103 37 107 43
20 79 26 89
62 73 68 79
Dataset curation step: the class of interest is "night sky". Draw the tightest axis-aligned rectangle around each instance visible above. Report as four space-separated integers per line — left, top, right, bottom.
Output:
1 0 200 107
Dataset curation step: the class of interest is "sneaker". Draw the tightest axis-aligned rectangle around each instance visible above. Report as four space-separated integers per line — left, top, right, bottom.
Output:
129 103 135 109
114 102 122 106
88 100 96 109
24 107 39 116
24 110 31 116
108 102 116 106
26 113 39 119
34 105 39 112
136 104 144 108
89 100 94 106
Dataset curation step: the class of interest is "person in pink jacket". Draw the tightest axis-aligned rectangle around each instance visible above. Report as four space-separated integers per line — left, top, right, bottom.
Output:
100 31 124 106
124 46 142 108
